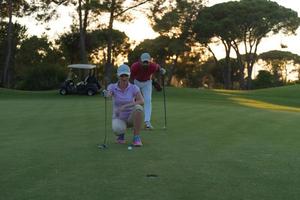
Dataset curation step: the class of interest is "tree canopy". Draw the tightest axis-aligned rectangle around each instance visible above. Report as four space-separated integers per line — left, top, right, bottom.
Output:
193 0 300 89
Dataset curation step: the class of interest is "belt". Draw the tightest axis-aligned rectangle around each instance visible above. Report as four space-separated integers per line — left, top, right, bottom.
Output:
136 79 150 82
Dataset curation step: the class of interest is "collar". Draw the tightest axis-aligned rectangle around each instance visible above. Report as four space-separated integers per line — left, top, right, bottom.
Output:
116 82 131 91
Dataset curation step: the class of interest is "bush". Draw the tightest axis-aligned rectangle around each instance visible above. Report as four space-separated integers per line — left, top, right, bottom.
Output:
16 64 66 90
253 70 275 89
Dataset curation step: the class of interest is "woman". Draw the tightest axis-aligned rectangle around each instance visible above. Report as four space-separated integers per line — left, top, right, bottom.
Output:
104 64 144 146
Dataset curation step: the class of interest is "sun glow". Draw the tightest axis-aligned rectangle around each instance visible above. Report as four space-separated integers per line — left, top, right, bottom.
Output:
230 97 300 113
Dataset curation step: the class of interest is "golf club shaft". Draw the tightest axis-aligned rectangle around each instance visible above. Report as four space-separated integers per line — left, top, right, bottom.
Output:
102 77 108 146
103 95 108 144
162 75 167 128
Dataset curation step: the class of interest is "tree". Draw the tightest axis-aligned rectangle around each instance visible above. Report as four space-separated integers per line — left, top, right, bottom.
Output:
0 21 27 87
58 28 130 65
193 0 300 89
253 70 275 89
148 0 204 85
36 0 152 83
193 2 239 89
2 0 12 87
0 0 34 87
259 50 300 84
14 36 67 90
94 0 151 83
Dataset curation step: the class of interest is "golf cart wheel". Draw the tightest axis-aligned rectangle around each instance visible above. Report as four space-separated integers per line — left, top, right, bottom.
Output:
87 89 95 96
59 88 67 95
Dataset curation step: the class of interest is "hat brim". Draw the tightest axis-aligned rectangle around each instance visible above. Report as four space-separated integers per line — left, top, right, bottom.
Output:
141 58 150 62
117 72 130 77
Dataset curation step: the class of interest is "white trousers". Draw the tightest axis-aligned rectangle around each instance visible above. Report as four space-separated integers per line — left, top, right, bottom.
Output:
134 79 152 122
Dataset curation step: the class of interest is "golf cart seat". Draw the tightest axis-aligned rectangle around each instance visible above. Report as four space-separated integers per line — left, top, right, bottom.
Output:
59 64 101 96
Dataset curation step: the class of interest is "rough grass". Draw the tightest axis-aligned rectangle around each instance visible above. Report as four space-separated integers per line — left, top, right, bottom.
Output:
1 85 300 200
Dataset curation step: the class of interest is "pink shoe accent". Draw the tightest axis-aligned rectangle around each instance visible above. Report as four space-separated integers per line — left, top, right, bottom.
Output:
133 136 143 147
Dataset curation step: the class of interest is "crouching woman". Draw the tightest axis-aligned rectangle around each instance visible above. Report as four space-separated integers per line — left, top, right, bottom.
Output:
103 64 144 146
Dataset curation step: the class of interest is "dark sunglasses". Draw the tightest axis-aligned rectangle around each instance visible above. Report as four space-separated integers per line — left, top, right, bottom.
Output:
120 74 129 77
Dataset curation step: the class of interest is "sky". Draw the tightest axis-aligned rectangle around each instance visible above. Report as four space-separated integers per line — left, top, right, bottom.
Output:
18 0 300 59
15 0 300 80
207 0 300 58
19 0 300 55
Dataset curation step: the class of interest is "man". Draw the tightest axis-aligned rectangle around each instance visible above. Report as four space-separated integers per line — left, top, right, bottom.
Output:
130 52 166 130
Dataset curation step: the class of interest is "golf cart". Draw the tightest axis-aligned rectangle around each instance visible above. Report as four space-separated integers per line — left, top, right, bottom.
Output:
59 64 101 96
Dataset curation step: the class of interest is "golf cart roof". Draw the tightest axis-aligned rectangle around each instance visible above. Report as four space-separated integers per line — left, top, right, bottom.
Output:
68 64 96 69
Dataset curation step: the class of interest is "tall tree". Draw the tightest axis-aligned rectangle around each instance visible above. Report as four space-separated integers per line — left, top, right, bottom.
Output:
37 0 152 83
0 0 32 87
78 0 88 63
2 0 12 87
97 0 151 83
58 28 130 65
259 50 300 83
193 2 237 89
233 0 300 89
193 0 300 89
149 0 204 85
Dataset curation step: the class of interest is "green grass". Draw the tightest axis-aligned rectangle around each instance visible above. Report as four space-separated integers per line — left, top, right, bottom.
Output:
1 85 300 200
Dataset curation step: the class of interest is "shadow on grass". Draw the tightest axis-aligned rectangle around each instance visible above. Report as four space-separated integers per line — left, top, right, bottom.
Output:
214 89 300 113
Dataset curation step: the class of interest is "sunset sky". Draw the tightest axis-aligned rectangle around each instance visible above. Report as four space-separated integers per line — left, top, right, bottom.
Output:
19 0 300 58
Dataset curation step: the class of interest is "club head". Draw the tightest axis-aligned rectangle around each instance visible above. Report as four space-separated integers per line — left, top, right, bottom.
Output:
98 144 108 150
163 126 167 130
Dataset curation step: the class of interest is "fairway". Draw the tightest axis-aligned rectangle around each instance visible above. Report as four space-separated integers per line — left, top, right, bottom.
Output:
1 86 300 200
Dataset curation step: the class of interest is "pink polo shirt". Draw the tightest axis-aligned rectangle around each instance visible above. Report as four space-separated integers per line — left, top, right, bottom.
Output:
107 82 140 120
131 62 160 81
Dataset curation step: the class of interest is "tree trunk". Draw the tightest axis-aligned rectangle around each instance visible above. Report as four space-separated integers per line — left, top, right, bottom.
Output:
104 0 116 84
246 64 252 89
232 42 245 89
166 55 178 86
3 0 13 88
223 41 232 89
78 0 87 64
246 54 257 89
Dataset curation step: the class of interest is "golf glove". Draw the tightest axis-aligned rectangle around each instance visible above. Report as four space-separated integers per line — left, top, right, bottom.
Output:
160 68 166 75
152 80 162 92
102 90 109 98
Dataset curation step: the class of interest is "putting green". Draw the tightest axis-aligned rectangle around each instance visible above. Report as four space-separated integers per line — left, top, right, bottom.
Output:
1 85 300 200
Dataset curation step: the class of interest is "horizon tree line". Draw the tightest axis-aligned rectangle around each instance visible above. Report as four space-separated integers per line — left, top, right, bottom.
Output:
1 0 300 90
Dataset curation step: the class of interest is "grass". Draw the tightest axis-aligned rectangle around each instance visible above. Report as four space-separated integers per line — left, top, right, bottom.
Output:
1 85 300 200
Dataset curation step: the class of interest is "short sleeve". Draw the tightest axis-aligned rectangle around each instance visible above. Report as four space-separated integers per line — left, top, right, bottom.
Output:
132 84 140 96
107 84 114 94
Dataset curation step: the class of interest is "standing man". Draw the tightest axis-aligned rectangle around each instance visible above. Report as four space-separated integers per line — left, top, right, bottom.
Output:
130 52 166 130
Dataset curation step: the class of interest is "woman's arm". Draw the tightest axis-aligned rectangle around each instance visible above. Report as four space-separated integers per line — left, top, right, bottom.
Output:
119 91 144 111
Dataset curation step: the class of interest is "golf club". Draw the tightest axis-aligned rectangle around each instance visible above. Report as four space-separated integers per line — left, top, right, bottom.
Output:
162 74 167 129
99 79 109 150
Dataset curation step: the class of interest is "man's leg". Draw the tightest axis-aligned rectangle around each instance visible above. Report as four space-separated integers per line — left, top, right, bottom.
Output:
142 80 153 128
134 80 153 128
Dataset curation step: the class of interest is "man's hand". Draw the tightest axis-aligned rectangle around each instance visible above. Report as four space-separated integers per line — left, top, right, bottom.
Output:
152 80 162 92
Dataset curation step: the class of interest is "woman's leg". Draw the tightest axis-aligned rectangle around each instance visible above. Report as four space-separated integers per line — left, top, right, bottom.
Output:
128 105 144 146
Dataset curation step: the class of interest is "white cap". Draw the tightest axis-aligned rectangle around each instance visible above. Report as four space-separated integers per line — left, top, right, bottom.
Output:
140 52 151 62
117 64 130 77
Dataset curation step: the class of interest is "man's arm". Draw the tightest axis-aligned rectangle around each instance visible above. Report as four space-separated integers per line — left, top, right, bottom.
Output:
130 63 137 82
154 63 166 75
